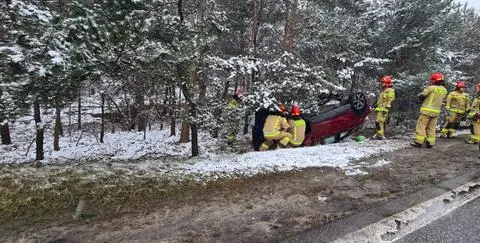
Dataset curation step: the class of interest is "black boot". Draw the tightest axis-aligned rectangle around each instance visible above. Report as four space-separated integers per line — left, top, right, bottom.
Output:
410 141 422 148
426 141 433 149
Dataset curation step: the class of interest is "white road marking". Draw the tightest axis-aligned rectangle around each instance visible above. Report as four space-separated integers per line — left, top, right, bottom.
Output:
331 179 480 243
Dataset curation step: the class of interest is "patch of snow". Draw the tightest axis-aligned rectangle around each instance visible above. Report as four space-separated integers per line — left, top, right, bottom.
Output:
345 168 369 176
371 159 391 168
48 50 63 65
324 100 340 105
317 195 328 201
344 156 395 176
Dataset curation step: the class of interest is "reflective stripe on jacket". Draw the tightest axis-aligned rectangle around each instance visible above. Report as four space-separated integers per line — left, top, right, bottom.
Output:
446 90 469 114
469 97 480 118
375 87 395 112
227 99 240 108
419 85 448 117
263 115 290 138
288 118 306 146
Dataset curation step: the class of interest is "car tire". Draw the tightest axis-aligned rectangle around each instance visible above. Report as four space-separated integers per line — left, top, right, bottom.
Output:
348 92 367 115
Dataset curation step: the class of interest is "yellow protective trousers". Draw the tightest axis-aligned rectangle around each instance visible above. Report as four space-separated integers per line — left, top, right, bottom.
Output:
415 114 438 145
259 131 292 151
375 111 388 137
440 112 463 136
470 120 480 143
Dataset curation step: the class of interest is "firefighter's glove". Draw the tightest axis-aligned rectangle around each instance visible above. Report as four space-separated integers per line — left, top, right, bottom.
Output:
445 109 451 116
383 107 390 115
474 113 480 121
417 95 426 104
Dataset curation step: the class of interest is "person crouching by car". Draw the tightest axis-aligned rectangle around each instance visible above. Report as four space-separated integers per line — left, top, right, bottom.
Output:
286 104 306 147
259 103 292 151
466 83 480 144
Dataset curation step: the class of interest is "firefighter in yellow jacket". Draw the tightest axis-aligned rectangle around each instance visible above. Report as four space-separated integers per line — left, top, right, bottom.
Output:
286 104 306 147
374 76 395 139
411 72 448 148
466 83 480 144
259 104 292 151
226 90 243 144
440 81 469 138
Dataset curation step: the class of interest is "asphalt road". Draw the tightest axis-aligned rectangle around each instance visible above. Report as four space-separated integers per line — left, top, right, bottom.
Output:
281 170 480 243
395 197 480 243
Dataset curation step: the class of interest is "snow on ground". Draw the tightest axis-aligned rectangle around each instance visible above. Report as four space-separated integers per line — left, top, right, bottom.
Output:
0 124 220 165
0 94 408 181
1 119 408 182
182 141 403 176
100 139 408 182
345 159 392 176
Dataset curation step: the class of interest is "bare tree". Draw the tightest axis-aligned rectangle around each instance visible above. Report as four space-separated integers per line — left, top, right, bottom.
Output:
34 101 44 160
284 0 298 52
53 105 61 151
1 122 11 145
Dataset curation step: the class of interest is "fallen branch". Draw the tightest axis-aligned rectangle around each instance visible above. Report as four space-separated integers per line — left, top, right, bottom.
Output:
25 138 36 157
76 130 85 147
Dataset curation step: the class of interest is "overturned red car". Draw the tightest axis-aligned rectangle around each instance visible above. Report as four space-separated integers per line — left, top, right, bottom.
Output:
252 92 370 150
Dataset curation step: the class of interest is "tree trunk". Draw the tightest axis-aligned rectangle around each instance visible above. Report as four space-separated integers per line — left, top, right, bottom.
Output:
198 68 206 102
129 103 137 131
179 121 190 143
34 101 44 161
169 86 176 136
222 80 230 100
53 106 61 151
170 116 176 136
191 121 199 156
1 121 11 145
243 110 250 135
179 83 199 157
108 99 115 133
68 104 72 136
177 0 198 156
77 94 82 130
284 0 298 52
177 0 184 22
135 74 146 132
252 0 258 54
100 93 105 143
251 0 264 56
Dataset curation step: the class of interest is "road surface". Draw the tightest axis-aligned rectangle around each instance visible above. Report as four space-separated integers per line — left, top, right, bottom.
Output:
396 197 480 243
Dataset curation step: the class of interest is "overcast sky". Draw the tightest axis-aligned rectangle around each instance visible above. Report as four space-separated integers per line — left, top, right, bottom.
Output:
458 0 480 8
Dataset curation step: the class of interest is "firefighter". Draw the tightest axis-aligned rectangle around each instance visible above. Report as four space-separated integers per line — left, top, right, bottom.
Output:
440 81 469 138
259 104 292 151
227 90 243 108
466 83 480 144
286 104 306 147
374 76 395 140
226 90 243 144
411 72 448 148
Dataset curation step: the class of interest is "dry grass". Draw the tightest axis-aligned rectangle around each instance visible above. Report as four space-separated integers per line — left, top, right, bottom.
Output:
0 162 302 235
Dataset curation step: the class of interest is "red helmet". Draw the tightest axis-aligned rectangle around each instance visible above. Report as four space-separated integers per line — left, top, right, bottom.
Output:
456 81 466 89
477 83 480 92
380 76 392 87
290 104 301 116
430 72 444 84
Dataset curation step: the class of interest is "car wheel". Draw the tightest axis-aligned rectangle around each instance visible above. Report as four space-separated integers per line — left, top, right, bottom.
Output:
348 92 367 115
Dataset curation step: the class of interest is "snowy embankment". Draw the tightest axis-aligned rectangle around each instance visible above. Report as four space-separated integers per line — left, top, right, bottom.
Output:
0 98 409 180
0 118 409 181
181 140 407 177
